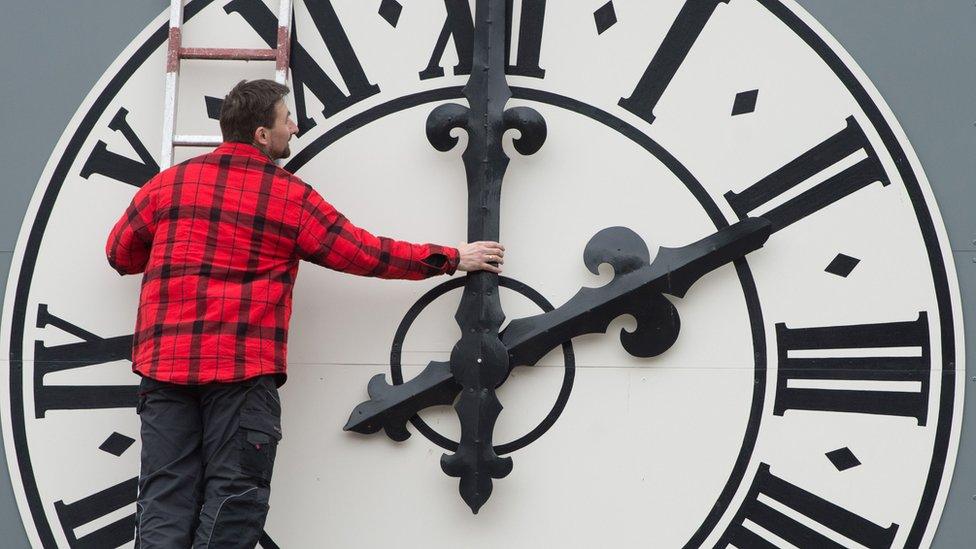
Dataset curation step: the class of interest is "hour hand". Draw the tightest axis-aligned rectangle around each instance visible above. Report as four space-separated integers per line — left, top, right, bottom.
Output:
343 361 460 441
501 217 772 367
344 218 771 441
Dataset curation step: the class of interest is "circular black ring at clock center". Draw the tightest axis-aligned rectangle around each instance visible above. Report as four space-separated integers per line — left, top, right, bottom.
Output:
389 275 575 454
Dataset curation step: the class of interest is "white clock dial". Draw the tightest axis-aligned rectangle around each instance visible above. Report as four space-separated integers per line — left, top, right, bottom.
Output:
1 1 962 548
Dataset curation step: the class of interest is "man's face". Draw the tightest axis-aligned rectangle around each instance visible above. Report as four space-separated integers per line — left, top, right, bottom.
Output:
258 100 298 161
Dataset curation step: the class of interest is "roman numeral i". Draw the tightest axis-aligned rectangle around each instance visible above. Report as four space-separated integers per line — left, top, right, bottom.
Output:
619 0 730 124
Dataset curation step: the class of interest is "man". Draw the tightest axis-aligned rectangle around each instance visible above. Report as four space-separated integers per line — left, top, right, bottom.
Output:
106 79 504 548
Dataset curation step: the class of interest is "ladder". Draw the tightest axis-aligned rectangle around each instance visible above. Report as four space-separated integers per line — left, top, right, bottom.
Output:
161 0 293 168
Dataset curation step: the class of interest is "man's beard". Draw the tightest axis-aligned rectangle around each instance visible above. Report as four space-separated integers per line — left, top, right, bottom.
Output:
261 142 291 161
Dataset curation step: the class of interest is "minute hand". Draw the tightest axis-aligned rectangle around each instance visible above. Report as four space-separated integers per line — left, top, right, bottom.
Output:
501 217 772 368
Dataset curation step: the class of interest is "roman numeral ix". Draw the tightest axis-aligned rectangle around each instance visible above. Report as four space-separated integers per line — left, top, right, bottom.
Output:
34 304 137 418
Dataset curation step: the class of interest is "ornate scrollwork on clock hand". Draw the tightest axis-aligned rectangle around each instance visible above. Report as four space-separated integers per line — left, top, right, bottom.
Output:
345 218 772 449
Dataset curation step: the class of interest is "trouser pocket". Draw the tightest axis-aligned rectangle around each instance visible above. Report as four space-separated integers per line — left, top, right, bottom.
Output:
236 379 282 483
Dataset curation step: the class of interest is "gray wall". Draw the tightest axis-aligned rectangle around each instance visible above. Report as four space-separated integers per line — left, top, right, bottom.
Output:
0 1 971 547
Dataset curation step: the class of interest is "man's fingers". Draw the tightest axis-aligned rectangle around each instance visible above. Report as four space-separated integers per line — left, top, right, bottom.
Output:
483 252 503 264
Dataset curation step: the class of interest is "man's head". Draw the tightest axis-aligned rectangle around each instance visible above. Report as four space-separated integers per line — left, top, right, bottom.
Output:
219 79 298 161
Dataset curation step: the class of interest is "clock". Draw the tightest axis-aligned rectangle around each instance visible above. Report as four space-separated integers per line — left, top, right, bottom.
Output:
0 1 963 548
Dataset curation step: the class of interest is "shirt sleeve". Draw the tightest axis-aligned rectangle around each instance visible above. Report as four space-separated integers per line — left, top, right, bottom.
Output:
295 186 459 280
105 179 158 275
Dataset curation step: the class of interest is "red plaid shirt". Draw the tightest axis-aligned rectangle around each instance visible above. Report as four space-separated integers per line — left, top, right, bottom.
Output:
106 142 458 385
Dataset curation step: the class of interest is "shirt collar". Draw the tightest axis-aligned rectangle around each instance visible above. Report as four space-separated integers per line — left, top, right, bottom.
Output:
214 142 272 162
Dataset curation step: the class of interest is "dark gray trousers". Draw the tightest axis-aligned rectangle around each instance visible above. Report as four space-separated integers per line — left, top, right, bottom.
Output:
135 375 282 548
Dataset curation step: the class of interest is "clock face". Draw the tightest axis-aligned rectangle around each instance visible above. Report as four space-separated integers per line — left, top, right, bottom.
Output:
0 1 964 548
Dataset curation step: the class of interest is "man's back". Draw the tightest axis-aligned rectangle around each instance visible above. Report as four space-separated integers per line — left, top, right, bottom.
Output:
107 142 458 385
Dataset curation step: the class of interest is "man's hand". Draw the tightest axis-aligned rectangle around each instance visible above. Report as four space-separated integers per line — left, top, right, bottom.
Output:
457 241 505 273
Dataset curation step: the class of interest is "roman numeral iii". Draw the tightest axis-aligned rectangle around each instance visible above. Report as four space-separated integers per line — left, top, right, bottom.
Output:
775 312 930 425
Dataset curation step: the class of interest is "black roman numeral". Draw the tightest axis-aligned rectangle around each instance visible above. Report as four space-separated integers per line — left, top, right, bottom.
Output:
79 107 159 188
716 464 898 548
775 313 930 425
55 477 137 549
725 116 891 233
225 0 380 135
619 0 730 124
420 0 547 80
34 304 136 418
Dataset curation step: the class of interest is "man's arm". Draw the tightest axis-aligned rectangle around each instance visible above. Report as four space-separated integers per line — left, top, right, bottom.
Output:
105 181 157 275
295 187 500 279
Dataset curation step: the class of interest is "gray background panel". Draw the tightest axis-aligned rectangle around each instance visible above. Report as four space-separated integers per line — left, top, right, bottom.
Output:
0 1 971 547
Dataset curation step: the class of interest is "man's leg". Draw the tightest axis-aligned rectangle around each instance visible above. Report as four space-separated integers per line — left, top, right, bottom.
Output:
193 375 282 548
136 377 204 548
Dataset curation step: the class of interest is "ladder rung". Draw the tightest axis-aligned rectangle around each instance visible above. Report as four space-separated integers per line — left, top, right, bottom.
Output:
173 135 223 147
179 47 277 61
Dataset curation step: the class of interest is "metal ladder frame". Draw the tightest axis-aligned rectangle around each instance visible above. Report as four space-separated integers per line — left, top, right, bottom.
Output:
161 0 293 168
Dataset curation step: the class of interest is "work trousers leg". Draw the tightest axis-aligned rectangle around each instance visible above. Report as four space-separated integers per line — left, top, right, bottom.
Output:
135 375 282 549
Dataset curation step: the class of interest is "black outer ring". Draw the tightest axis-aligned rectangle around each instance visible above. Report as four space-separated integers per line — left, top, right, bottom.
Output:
389 276 575 455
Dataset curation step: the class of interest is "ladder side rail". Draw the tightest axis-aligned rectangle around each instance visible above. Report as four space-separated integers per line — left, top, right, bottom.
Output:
161 0 185 169
274 0 293 84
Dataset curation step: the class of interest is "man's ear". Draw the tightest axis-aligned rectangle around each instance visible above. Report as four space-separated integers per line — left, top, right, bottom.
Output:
253 126 269 146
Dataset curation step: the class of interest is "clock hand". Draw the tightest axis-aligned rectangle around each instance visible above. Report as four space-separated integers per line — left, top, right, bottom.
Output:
422 0 545 514
502 217 772 367
343 361 458 441
344 217 770 441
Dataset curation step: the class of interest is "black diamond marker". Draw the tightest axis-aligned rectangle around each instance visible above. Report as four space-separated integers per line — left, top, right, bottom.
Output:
826 447 861 471
731 89 759 116
594 2 617 35
825 253 860 278
378 0 402 28
99 432 136 457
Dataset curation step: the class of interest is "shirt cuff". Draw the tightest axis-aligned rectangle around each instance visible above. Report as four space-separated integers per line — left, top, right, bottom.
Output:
423 245 460 276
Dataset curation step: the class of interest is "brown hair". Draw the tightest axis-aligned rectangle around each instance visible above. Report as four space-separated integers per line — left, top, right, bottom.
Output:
219 79 290 143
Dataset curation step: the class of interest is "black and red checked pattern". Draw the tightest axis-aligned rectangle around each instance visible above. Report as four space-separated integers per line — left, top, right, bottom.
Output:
107 142 458 385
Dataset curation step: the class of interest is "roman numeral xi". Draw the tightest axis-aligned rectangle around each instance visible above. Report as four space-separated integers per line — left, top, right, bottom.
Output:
225 0 380 136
